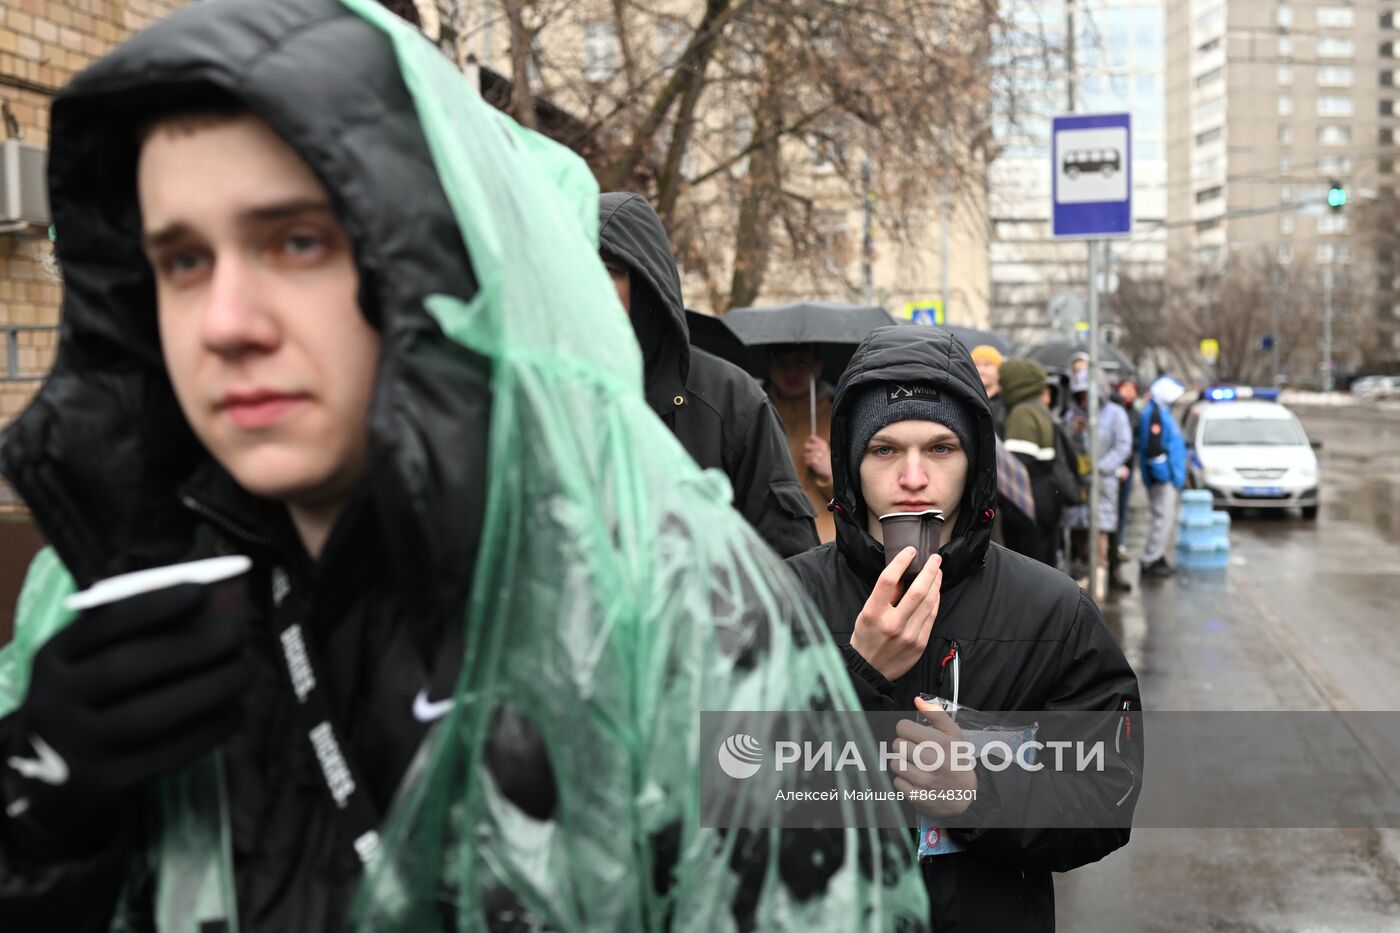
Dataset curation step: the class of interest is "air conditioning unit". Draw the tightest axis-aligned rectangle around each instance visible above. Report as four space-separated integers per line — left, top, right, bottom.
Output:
0 139 49 229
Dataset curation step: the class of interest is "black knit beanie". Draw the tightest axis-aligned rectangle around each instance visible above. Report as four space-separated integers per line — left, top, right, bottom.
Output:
846 383 979 506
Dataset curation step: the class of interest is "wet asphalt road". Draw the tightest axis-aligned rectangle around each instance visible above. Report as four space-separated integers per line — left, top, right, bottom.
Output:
1055 402 1400 932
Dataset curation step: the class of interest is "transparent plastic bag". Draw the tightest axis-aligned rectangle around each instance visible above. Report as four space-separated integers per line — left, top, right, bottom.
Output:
912 696 1038 858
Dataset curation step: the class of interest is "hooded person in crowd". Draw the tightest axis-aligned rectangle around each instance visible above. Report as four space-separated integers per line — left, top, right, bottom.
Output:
597 193 817 558
0 2 926 928
783 325 1141 932
1138 375 1188 577
1093 380 1135 593
997 358 1062 564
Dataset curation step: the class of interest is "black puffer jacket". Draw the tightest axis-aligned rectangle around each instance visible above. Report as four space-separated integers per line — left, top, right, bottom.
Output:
785 326 1142 933
0 3 494 928
598 193 817 558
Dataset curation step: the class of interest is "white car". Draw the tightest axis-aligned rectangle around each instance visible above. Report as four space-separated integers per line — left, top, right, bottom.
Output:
1183 395 1321 519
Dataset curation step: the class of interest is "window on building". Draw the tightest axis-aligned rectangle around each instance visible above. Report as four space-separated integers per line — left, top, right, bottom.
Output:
1279 35 1294 56
1196 67 1223 88
583 22 621 82
1277 65 1294 85
1277 6 1293 28
1196 185 1223 203
1279 95 1294 116
1195 96 1225 125
1196 218 1222 233
1198 37 1221 54
1318 66 1355 87
1193 155 1224 179
1316 7 1355 28
1280 214 1295 234
1281 184 1293 201
1317 96 1354 116
1384 100 1396 116
1279 244 1294 264
1383 128 1395 145
1280 154 1293 172
1317 37 1355 57
1197 126 1223 146
1337 245 1352 265
1317 243 1335 264
1318 125 1352 145
1318 213 1349 234
1318 155 1353 174
1385 72 1396 88
1279 124 1294 144
1195 4 1225 36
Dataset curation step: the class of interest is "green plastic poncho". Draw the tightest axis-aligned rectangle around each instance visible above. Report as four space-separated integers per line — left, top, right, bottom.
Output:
0 1 929 929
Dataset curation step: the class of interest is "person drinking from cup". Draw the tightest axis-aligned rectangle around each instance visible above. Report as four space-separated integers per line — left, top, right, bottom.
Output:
784 324 1143 933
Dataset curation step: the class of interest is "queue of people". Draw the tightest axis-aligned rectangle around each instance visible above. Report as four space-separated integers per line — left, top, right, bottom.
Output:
0 2 1144 931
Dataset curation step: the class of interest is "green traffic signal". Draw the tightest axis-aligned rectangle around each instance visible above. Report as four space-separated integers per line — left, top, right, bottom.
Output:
1327 182 1347 210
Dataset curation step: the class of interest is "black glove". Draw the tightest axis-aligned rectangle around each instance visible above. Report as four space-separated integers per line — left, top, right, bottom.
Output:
1 581 251 860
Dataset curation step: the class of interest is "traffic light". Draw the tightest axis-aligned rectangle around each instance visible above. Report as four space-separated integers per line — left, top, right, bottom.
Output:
1327 179 1347 212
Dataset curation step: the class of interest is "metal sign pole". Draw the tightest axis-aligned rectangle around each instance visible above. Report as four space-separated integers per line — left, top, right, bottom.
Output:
1087 239 1101 600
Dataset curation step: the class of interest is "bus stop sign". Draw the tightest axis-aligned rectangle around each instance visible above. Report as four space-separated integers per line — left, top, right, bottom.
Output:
1052 112 1132 238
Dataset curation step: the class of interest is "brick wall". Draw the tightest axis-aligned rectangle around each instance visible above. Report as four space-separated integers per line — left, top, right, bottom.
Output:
1 0 189 512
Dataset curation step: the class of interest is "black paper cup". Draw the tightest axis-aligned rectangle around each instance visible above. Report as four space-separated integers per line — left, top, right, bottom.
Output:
878 509 945 587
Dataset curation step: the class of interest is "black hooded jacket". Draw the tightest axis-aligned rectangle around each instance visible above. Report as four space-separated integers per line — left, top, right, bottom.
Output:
785 326 1141 932
0 2 494 928
0 6 926 931
597 193 817 558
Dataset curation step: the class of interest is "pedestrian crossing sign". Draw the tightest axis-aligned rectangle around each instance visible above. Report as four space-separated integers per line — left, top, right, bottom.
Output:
900 300 944 325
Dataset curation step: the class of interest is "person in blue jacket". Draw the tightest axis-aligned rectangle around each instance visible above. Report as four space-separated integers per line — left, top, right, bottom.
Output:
1138 376 1187 577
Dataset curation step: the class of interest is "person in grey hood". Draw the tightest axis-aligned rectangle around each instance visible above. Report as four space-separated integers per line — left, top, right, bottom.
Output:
785 325 1142 933
598 192 818 557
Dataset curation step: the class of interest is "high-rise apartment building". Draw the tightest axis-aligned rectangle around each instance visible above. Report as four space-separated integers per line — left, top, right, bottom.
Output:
1167 0 1400 380
990 0 1168 349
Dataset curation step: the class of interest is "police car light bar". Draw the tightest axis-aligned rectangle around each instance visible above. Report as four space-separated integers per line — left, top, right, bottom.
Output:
1205 387 1280 402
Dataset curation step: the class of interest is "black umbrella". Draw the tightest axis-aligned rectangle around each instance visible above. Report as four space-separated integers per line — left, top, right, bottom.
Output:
1026 339 1134 377
722 301 896 433
685 309 754 372
896 320 1015 356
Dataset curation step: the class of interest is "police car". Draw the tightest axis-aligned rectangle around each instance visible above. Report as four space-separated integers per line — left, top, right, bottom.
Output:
1182 387 1321 519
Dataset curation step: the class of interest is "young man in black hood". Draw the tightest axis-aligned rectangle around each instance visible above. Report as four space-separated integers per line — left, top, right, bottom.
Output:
598 192 818 558
786 325 1142 932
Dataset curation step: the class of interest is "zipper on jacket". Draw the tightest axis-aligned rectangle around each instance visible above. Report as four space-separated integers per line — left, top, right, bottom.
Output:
939 640 961 711
180 493 276 549
1114 699 1137 807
